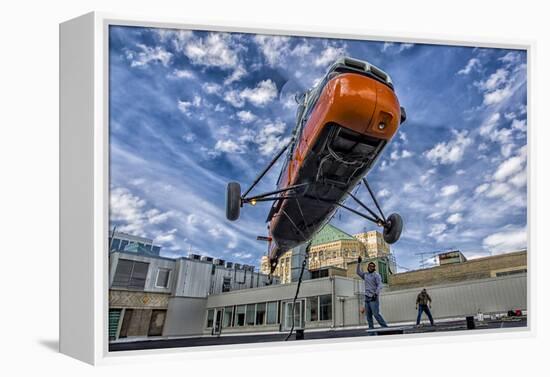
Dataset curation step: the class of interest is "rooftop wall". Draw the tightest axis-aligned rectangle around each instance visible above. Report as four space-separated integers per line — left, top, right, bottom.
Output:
388 250 527 290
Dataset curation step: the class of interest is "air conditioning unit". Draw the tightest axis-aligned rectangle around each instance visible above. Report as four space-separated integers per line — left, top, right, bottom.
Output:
233 263 242 270
213 258 225 266
189 253 202 261
201 256 213 263
225 262 234 269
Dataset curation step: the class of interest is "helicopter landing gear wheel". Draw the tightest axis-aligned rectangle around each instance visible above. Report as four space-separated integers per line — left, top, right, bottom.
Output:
226 182 241 221
383 213 403 244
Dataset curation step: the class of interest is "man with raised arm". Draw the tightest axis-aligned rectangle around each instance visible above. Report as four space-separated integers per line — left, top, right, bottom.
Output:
356 256 388 329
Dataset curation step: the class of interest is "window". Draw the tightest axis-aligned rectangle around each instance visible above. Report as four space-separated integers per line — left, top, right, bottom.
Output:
246 304 256 326
112 259 149 290
155 268 170 288
319 294 332 321
256 303 266 325
307 296 319 321
223 306 233 328
110 238 121 251
119 240 129 251
235 305 246 326
266 301 278 324
311 269 329 279
206 309 214 328
222 277 231 292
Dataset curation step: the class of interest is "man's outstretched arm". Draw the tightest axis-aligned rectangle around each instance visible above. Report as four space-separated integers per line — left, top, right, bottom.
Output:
356 256 365 279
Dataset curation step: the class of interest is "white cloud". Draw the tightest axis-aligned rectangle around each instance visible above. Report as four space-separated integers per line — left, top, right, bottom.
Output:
202 82 222 95
475 183 490 195
224 80 278 108
482 226 527 253
475 64 523 106
486 182 511 199
315 45 346 67
146 209 171 225
126 43 172 68
378 189 390 198
177 96 202 116
401 150 414 158
236 110 257 123
479 112 519 157
399 43 414 52
183 33 247 84
391 149 414 160
182 133 196 143
428 223 447 238
441 185 459 196
425 130 472 165
477 68 508 91
155 228 178 244
184 33 239 69
504 112 516 120
449 199 464 212
110 187 172 237
483 86 513 106
447 213 463 225
157 29 193 51
509 170 527 188
499 52 521 67
214 139 246 154
224 66 247 85
169 69 194 79
428 211 444 220
494 155 524 181
511 119 527 132
480 113 500 136
457 58 481 75
208 226 224 239
256 120 290 156
254 35 291 66
233 251 253 259
382 42 414 53
419 168 436 184
291 42 313 57
382 42 393 52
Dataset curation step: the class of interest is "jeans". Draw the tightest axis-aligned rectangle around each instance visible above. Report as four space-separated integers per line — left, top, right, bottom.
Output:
364 296 388 329
416 304 434 325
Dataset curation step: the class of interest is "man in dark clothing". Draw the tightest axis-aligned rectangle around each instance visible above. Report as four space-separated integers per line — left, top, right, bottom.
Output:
416 288 434 326
356 256 388 329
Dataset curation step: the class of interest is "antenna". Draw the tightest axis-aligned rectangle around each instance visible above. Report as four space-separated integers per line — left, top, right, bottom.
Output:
109 225 117 252
414 251 439 269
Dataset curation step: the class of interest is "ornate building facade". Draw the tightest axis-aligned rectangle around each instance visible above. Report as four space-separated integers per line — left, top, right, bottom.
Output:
261 224 393 284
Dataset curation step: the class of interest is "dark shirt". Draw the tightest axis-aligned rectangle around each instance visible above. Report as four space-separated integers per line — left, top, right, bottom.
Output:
416 292 432 306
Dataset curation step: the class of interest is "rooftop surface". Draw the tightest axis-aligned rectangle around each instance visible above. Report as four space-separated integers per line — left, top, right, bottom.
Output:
109 317 527 352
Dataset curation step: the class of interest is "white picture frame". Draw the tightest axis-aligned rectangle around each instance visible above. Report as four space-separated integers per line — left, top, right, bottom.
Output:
60 11 533 365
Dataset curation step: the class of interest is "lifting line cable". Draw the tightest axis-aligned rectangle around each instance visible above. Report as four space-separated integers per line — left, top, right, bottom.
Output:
285 253 308 341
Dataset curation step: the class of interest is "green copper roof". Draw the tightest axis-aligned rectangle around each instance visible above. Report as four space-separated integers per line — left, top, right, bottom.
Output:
310 223 356 246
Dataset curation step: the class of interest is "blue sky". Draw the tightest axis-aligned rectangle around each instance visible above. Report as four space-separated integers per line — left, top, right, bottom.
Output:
109 26 527 271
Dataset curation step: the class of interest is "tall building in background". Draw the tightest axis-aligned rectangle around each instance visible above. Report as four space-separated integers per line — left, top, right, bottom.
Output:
261 224 395 283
